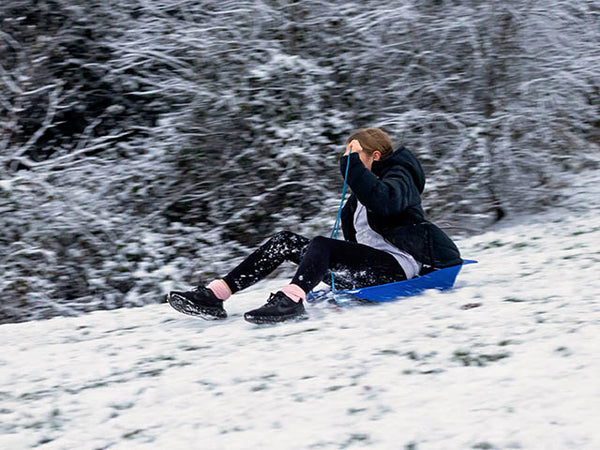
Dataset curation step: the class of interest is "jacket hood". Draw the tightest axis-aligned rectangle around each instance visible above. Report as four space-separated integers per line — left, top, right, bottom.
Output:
371 146 426 193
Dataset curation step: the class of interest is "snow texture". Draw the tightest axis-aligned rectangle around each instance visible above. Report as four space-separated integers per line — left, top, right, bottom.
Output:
0 171 598 449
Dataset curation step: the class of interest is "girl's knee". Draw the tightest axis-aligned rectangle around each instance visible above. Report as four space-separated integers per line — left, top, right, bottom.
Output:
305 236 331 255
269 231 307 253
271 230 295 243
309 236 330 247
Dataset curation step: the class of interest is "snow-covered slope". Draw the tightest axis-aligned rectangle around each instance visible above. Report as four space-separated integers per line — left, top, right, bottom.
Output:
1 171 598 449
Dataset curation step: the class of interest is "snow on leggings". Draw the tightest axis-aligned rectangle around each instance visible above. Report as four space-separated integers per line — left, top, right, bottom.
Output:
222 231 407 294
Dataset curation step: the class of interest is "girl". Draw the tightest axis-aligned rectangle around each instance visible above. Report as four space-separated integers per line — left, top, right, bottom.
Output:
168 128 462 324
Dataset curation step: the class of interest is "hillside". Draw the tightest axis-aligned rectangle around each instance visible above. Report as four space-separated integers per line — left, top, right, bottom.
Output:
0 169 598 449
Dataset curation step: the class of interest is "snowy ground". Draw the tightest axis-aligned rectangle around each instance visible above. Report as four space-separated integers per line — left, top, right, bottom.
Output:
1 171 599 450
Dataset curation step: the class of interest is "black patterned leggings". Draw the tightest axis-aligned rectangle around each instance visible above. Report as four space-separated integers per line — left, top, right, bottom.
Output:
222 231 407 294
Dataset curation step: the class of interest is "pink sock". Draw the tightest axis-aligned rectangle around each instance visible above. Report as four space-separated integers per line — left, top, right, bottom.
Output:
207 280 231 301
281 284 306 303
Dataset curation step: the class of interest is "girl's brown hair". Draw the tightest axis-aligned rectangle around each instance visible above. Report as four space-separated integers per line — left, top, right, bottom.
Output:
345 127 393 158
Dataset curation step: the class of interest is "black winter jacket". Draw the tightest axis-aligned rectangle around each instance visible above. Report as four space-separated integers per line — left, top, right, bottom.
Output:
340 147 462 270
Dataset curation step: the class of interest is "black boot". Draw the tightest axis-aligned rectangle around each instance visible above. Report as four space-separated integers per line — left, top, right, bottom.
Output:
244 291 306 324
168 286 227 320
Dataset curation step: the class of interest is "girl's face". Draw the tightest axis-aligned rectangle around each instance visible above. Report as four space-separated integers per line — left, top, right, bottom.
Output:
346 139 381 171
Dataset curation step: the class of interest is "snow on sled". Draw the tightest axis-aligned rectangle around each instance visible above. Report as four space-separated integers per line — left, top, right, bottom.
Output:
308 259 477 303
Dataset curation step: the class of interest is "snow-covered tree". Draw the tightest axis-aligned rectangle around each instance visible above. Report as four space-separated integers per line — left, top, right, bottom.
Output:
1 0 598 323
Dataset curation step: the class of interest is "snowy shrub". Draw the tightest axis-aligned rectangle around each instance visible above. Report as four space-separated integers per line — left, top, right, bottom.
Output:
0 0 598 323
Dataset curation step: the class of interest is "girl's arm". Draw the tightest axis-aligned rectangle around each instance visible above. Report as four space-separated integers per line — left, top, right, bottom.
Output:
340 153 421 216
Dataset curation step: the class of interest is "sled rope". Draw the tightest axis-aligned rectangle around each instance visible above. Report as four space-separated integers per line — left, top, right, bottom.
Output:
329 151 351 294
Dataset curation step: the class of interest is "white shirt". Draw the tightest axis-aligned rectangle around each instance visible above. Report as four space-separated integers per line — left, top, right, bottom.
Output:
353 200 422 279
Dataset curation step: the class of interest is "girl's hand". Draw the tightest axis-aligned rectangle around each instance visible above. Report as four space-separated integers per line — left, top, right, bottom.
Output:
344 139 363 156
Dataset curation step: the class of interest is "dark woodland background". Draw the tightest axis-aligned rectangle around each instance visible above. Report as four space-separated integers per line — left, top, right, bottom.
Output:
1 0 598 323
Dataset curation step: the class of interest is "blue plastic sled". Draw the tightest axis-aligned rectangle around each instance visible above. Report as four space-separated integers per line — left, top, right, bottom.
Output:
308 259 477 303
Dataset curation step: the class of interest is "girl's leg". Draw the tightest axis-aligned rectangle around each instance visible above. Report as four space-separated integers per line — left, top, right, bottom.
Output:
243 236 407 323
169 231 309 320
290 236 407 294
222 231 310 294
